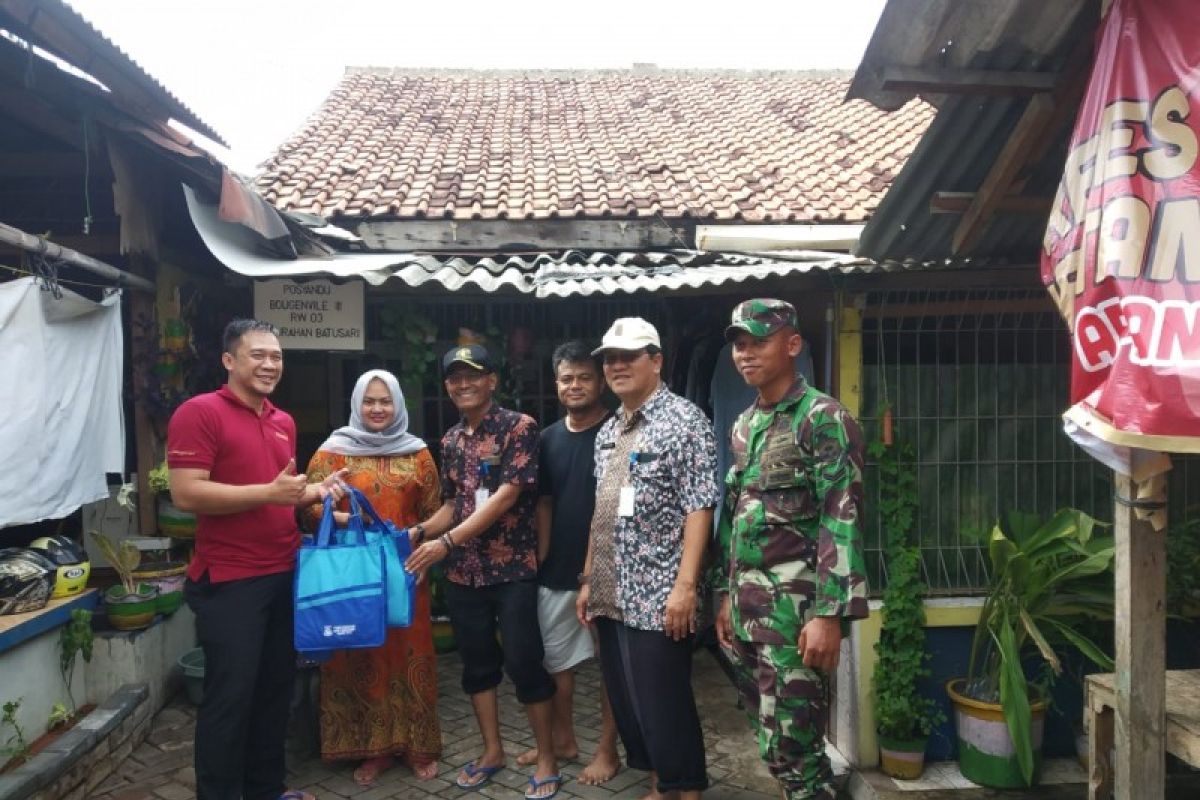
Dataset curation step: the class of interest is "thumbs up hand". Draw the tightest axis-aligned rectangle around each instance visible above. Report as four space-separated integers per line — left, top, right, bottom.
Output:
269 458 309 505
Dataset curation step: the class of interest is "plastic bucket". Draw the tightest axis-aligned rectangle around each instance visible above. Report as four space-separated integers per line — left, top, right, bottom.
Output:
179 647 204 705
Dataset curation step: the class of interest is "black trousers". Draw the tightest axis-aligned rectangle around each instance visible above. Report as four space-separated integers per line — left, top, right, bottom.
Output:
185 571 296 800
594 617 709 792
445 578 556 704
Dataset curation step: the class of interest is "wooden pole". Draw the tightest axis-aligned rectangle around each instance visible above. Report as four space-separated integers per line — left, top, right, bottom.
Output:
1112 472 1167 799
0 221 154 292
129 282 159 538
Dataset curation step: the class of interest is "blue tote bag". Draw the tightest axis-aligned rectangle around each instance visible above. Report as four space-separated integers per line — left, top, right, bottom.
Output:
336 487 416 628
294 493 387 652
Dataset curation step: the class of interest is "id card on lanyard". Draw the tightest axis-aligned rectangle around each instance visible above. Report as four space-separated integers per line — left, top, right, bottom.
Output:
618 452 637 517
475 461 491 508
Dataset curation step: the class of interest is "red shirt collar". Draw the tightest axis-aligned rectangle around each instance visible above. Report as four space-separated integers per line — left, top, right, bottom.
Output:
216 384 276 417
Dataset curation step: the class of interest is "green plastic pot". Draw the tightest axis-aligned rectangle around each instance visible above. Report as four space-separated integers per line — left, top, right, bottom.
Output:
878 732 928 780
947 678 1046 788
104 583 159 631
132 561 186 615
156 497 196 539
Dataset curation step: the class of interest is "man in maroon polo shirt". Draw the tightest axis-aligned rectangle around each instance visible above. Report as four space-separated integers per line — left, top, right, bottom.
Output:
168 319 346 800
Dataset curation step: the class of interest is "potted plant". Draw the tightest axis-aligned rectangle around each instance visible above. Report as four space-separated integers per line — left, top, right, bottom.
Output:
870 432 943 779
947 508 1114 788
428 564 456 653
149 460 195 539
87 532 159 631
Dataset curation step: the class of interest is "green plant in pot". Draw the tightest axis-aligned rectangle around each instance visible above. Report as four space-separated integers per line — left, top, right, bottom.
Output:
149 460 196 539
948 508 1114 788
869 432 944 779
87 532 159 631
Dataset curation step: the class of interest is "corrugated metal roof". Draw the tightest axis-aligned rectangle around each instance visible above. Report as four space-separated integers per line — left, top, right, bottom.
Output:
847 0 1097 264
1 0 224 144
186 184 966 298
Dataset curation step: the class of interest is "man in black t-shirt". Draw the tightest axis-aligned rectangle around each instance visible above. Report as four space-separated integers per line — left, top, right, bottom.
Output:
514 341 622 785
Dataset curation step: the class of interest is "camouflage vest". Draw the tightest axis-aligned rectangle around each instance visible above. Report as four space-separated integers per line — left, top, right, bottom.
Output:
723 375 867 643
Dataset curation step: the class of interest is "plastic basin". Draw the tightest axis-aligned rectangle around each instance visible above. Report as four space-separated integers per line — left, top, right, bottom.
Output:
179 647 204 705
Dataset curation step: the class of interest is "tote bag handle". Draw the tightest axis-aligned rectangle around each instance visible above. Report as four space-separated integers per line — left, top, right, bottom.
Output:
314 491 368 547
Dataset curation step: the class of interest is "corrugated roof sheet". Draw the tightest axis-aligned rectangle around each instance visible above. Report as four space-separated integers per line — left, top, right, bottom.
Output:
256 69 934 223
848 0 1096 264
185 183 967 297
2 0 224 143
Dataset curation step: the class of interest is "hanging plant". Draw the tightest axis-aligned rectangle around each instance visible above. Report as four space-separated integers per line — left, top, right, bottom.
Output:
869 418 943 773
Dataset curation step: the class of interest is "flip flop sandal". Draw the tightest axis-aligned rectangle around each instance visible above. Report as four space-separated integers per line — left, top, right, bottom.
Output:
455 762 503 790
524 773 564 800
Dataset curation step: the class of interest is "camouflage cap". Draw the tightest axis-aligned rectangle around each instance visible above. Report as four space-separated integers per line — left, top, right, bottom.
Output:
724 298 799 341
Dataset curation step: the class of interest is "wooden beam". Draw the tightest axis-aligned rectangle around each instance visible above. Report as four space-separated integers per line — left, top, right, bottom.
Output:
0 221 154 291
930 191 1052 215
127 269 159 538
0 84 83 149
879 66 1058 96
0 233 121 258
1113 473 1167 800
946 29 1095 256
952 93 1056 255
1088 700 1115 799
356 218 695 251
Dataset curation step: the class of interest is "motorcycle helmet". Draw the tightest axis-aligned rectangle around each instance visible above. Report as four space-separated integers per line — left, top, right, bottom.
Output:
29 535 91 598
0 547 57 615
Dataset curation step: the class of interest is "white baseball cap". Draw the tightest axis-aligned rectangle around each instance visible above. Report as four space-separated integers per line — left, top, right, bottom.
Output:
592 317 661 355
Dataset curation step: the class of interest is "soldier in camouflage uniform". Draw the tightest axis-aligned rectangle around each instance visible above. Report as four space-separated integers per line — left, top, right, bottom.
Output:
715 298 868 800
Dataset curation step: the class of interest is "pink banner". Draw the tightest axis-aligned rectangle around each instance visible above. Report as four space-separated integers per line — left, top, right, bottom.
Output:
1042 0 1200 455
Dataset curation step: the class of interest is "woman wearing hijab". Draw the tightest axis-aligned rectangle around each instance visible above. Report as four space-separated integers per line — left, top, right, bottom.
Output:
303 370 442 785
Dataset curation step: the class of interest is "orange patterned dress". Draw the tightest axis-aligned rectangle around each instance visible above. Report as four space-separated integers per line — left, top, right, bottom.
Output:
303 449 442 765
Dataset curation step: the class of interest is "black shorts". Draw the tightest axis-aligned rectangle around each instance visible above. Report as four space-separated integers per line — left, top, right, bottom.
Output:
445 578 556 705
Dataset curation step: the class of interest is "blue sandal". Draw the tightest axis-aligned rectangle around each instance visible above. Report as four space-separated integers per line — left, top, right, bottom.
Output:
455 762 503 789
524 773 563 800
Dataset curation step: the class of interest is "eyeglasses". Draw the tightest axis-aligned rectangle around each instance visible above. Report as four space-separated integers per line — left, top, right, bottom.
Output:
602 349 649 365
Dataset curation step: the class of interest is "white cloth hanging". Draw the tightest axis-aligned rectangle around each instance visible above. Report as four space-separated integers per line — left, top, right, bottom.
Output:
0 277 125 527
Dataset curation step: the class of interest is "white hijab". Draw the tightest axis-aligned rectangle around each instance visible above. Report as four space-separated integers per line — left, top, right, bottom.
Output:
318 369 427 457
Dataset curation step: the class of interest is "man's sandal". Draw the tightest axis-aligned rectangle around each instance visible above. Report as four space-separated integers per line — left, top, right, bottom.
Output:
523 773 563 800
455 762 503 790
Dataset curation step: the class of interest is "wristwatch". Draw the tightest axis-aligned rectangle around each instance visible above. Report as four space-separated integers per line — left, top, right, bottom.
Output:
577 572 590 586
411 523 426 542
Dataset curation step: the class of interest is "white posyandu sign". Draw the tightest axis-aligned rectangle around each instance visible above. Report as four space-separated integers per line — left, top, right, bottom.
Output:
253 279 365 351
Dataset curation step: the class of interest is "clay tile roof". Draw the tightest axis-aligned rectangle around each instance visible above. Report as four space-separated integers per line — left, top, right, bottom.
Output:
256 68 933 223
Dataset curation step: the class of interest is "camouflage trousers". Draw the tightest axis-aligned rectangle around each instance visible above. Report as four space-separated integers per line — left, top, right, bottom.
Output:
731 637 834 800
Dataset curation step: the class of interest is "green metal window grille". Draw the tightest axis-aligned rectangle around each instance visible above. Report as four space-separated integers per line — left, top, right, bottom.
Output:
859 288 1197 595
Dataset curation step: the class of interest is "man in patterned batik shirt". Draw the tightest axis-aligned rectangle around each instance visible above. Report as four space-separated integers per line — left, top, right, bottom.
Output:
715 299 868 800
577 317 719 800
405 344 561 799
